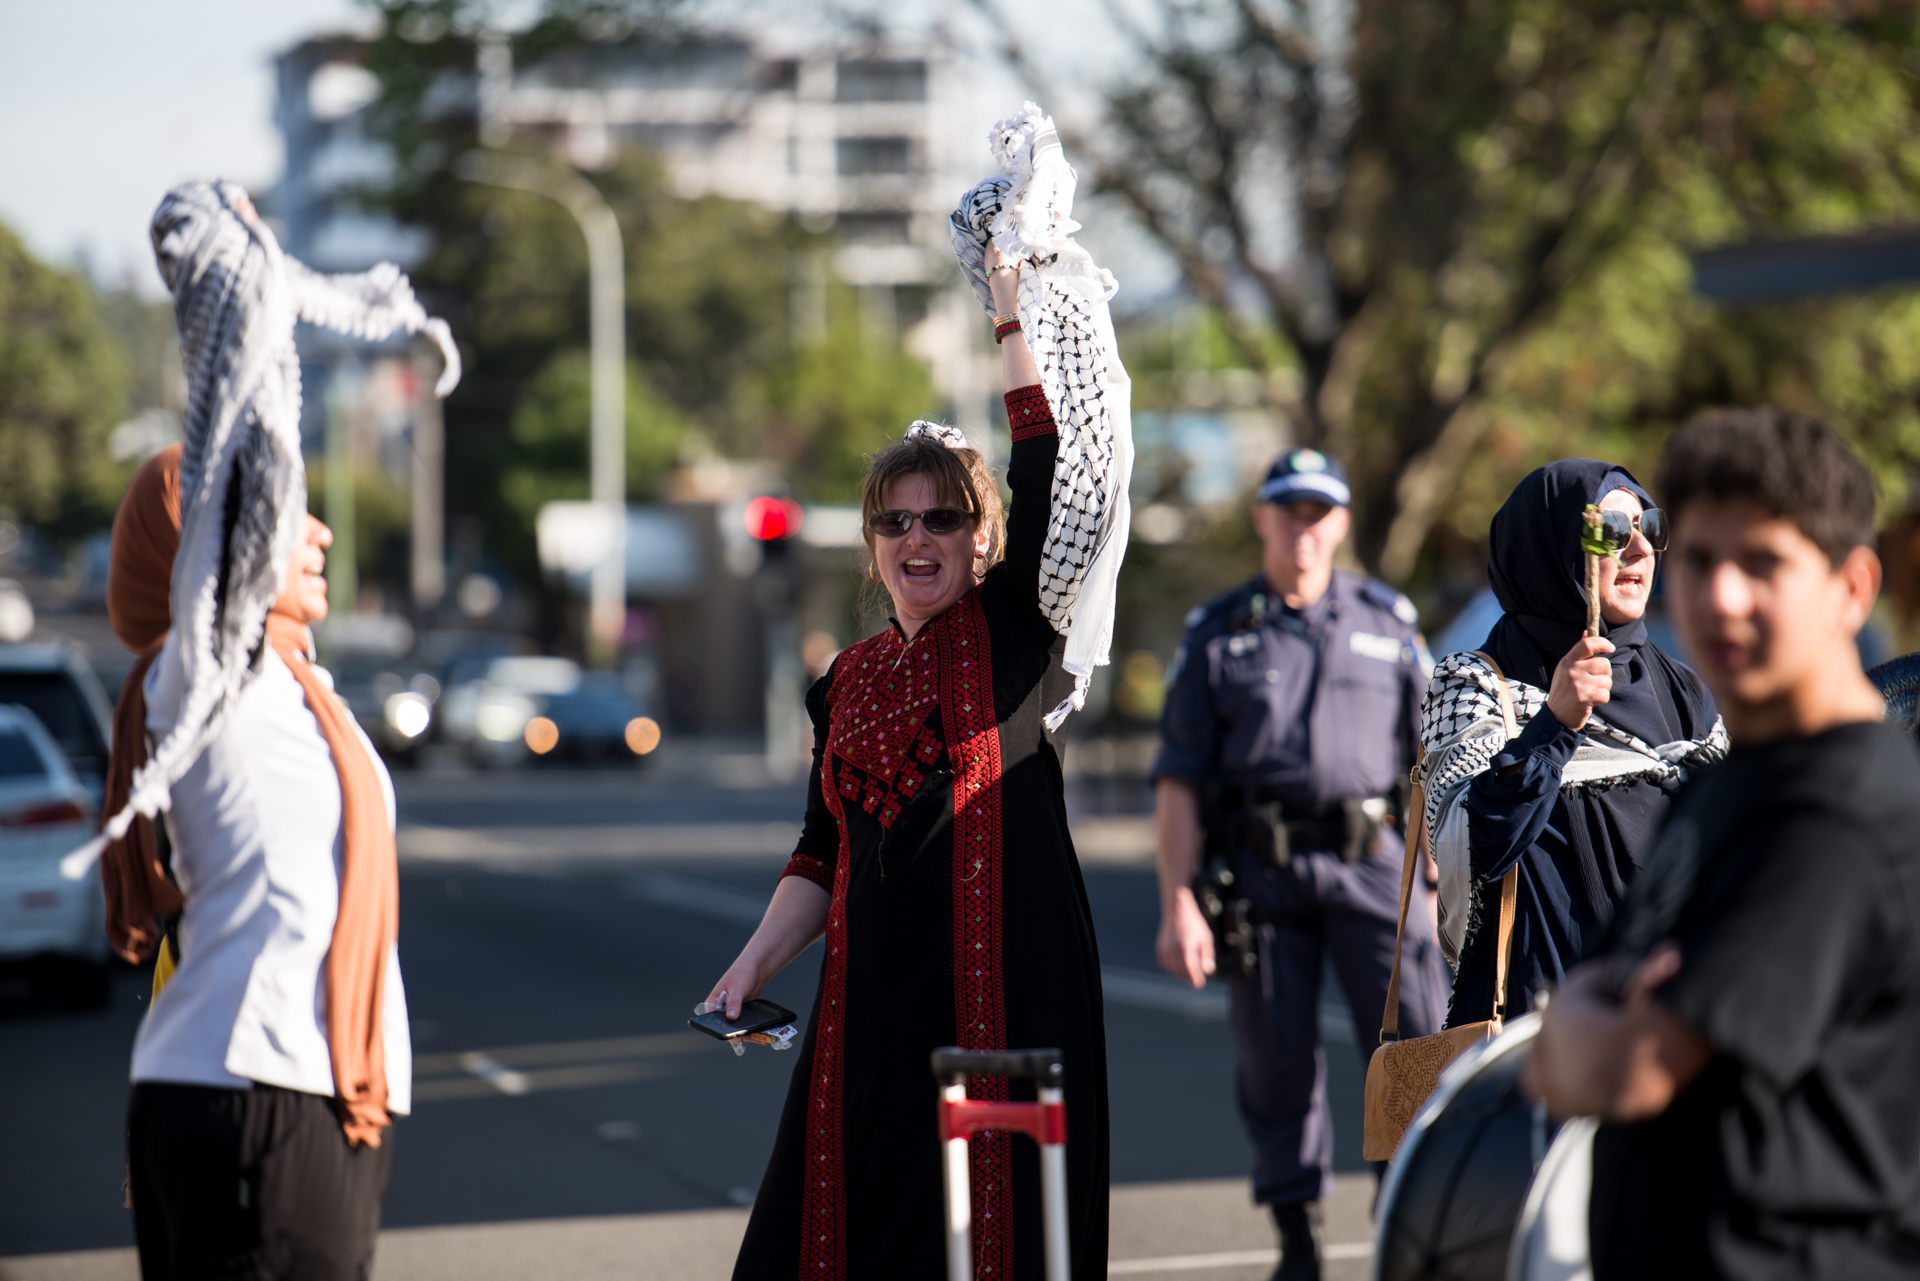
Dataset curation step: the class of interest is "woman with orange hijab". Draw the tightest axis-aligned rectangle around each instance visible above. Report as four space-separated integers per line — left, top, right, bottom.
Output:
105 443 410 1281
86 180 457 1281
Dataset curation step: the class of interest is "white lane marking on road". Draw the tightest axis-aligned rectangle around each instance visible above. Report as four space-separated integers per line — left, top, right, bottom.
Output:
1097 968 1229 1020
622 874 1359 1039
623 872 770 927
1089 967 1355 1044
415 1031 706 1077
458 1052 530 1095
1107 1242 1370 1273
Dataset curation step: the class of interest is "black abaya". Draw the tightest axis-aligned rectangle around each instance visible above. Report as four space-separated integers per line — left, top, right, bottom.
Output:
732 388 1110 1281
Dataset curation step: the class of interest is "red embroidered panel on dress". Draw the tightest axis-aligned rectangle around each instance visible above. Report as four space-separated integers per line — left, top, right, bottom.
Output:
944 592 1013 1281
1006 384 1056 442
780 853 833 894
826 632 945 831
797 598 1012 1281
798 746 854 1281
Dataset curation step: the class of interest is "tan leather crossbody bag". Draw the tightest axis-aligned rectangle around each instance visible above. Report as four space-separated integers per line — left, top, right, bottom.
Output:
1361 651 1520 1162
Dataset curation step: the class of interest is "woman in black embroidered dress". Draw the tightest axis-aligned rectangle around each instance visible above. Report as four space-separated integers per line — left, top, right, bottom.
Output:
709 243 1110 1281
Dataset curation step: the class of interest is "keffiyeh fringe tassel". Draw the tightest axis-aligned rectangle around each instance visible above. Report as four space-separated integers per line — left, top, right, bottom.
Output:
63 180 459 881
950 103 1133 731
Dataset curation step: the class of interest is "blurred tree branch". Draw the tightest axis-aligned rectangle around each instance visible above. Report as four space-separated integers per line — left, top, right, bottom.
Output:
973 0 1920 583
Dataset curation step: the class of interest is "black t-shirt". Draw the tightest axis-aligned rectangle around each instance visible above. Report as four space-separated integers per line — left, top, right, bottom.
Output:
1591 721 1920 1280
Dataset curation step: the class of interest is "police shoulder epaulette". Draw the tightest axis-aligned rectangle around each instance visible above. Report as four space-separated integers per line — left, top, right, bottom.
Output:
1358 577 1419 628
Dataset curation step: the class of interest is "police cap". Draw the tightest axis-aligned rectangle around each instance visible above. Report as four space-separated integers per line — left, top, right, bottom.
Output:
1257 448 1350 509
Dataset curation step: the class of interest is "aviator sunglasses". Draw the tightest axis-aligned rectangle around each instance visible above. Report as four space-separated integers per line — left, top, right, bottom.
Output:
868 507 973 537
1594 507 1668 554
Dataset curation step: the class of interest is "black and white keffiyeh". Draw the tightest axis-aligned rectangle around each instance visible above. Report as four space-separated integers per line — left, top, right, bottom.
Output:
950 103 1134 730
1418 651 1727 964
64 180 459 879
904 419 970 451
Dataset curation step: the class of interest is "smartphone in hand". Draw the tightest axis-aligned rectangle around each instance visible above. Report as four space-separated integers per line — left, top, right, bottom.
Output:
689 998 798 1042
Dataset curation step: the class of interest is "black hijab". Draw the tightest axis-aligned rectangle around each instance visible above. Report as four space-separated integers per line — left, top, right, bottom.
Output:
1484 458 1713 748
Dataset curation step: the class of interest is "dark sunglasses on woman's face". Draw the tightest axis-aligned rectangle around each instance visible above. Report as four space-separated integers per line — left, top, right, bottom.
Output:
868 507 972 538
1596 507 1668 554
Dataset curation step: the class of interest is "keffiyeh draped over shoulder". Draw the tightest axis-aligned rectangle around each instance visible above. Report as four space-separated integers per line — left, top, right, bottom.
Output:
1419 651 1728 962
63 180 459 879
950 103 1134 729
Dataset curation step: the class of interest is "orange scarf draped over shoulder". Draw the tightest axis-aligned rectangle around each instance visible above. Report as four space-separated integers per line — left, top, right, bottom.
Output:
263 613 399 1148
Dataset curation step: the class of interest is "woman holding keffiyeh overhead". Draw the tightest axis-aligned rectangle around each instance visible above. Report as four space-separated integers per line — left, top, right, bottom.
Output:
711 105 1129 1281
1418 460 1726 1028
77 180 458 1281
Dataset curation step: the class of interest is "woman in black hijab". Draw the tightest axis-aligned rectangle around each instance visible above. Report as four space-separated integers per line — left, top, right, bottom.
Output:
1417 459 1726 1025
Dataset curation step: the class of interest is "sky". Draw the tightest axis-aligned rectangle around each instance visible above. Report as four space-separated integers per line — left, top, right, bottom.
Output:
0 0 1160 301
0 0 378 293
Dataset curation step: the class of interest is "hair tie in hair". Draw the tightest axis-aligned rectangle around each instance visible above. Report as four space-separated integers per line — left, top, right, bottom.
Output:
904 420 970 451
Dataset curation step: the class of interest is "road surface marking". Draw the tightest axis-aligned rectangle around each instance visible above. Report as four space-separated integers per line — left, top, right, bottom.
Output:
623 871 770 926
1108 1242 1370 1273
413 1033 713 1101
416 1031 707 1076
1097 968 1228 1020
458 1052 530 1095
620 873 1358 1038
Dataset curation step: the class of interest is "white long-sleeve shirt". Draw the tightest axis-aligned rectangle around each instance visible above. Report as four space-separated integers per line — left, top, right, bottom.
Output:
130 629 411 1114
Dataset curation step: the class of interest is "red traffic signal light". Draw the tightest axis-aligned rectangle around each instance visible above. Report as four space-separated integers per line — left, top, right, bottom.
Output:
744 496 804 541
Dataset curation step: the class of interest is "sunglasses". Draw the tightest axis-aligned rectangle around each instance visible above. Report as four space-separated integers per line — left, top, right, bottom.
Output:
868 507 973 538
1594 507 1668 554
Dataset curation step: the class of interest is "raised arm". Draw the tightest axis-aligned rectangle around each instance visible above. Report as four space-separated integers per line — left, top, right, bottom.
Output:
988 242 1039 392
983 245 1058 610
949 107 1133 726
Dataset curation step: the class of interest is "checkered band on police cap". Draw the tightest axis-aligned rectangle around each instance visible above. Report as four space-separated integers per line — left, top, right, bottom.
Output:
1257 448 1351 507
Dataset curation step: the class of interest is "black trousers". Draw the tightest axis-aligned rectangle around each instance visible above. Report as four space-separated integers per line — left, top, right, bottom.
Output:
127 1082 394 1281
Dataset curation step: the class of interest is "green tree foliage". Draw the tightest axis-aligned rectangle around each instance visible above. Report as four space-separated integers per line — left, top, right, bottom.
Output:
304 462 412 590
501 351 692 529
0 222 131 536
1001 0 1920 588
755 285 941 502
357 1 935 579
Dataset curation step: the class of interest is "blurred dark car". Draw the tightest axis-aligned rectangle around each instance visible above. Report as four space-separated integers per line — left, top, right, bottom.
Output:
325 652 440 767
316 616 439 767
441 657 660 766
0 644 116 804
539 671 656 762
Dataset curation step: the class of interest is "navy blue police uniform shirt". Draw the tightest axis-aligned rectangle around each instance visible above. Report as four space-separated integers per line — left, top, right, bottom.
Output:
1152 570 1430 814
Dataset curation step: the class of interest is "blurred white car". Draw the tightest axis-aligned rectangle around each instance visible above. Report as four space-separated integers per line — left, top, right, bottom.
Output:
0 704 108 1007
0 644 116 803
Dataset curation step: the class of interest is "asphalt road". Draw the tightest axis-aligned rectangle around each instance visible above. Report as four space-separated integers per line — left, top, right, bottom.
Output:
0 749 1375 1268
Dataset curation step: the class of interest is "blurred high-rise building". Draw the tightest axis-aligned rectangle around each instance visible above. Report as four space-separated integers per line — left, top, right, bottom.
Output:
272 30 988 450
270 28 991 737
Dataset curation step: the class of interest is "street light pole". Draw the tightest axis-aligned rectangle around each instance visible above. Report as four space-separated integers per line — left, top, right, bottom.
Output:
458 151 626 667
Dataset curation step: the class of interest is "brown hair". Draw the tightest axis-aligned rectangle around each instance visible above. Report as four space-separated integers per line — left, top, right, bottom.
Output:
859 430 1006 580
1656 407 1875 566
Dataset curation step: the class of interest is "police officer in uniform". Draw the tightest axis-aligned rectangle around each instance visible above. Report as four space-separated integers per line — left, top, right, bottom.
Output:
1151 449 1449 1281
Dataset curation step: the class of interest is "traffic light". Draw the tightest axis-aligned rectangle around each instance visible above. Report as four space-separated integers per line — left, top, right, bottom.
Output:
743 496 803 543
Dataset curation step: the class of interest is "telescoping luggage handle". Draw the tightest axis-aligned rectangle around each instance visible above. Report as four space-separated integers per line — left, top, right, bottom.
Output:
931 1047 1069 1281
